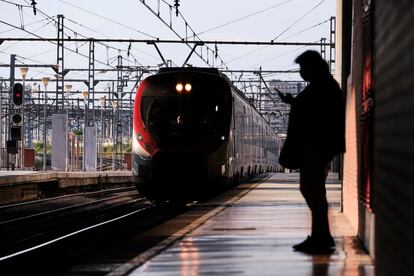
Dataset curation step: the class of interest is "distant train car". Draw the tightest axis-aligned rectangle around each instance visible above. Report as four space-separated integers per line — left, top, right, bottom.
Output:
132 67 281 201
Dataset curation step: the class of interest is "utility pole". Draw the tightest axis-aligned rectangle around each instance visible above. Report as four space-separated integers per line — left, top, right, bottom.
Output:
320 37 327 60
88 40 96 125
55 14 65 110
329 16 336 73
9 55 16 144
116 55 123 170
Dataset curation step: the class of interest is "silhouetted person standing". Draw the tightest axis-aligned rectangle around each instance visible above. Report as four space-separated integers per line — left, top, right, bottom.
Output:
278 50 345 253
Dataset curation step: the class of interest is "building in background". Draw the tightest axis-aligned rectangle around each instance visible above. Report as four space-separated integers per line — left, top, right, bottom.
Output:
266 80 303 134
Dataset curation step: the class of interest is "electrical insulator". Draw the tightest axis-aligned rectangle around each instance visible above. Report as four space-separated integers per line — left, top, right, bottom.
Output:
174 0 180 16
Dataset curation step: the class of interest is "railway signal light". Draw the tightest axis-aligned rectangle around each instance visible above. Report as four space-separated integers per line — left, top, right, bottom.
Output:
12 83 23 106
11 113 22 125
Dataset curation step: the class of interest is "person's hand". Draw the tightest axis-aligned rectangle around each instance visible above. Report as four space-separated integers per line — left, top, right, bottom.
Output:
277 90 293 104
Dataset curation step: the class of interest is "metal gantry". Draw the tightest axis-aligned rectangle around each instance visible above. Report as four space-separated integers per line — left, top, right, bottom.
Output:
0 9 336 170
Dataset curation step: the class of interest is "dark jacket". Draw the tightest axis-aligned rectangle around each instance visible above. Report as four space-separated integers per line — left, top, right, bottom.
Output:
280 76 345 168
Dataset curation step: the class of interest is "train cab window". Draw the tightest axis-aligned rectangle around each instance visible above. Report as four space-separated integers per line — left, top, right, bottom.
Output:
139 72 232 148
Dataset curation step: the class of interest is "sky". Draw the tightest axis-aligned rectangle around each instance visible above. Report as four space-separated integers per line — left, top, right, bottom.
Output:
0 0 336 94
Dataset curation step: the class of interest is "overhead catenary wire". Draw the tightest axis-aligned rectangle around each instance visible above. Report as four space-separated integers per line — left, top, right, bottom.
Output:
138 0 234 71
0 2 122 68
0 13 52 34
23 0 161 66
281 19 330 40
271 0 327 41
17 1 151 69
64 18 159 64
1 15 55 52
0 0 30 8
249 40 320 68
0 19 116 68
1 1 332 73
225 0 329 65
56 0 157 39
21 0 141 65
193 0 293 38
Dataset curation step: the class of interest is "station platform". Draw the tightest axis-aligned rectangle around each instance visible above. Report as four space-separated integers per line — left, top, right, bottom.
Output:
0 170 133 205
114 173 374 275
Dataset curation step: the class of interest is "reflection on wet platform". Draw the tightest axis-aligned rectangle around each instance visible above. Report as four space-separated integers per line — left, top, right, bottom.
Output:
132 173 374 275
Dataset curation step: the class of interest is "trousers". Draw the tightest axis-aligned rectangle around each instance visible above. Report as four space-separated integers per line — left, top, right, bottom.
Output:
299 151 332 239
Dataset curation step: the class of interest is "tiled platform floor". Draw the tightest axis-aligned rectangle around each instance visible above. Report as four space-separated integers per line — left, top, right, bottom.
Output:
129 173 374 275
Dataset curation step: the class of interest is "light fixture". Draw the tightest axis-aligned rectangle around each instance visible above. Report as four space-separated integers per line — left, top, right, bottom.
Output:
176 83 183 93
19 67 29 79
65 84 72 93
184 83 192 92
99 96 106 107
41 77 50 89
82 90 89 101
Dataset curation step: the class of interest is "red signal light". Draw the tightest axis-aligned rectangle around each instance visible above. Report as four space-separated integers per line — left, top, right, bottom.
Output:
12 83 23 106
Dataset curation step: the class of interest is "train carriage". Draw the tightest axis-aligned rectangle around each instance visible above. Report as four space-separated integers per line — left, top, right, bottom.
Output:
132 67 281 201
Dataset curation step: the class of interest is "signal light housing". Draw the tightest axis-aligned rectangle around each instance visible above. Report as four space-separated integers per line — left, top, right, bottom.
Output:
11 113 22 125
12 83 23 106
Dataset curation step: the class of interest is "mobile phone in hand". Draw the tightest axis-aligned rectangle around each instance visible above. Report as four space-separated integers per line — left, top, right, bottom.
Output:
277 90 286 98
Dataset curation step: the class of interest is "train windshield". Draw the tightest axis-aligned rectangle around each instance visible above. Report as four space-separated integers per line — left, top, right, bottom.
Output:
140 72 232 149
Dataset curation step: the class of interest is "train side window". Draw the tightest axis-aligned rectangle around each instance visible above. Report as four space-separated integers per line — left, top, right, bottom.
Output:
243 106 246 114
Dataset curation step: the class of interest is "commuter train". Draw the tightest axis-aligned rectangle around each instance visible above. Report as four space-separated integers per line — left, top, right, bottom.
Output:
132 67 281 201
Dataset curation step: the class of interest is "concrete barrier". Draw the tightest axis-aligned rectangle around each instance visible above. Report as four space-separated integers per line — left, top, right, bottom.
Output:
0 171 133 205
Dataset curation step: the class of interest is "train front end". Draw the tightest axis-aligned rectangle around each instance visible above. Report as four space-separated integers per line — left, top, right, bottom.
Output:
132 68 232 201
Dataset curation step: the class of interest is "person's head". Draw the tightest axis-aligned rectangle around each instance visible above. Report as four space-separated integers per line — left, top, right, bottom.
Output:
295 50 330 82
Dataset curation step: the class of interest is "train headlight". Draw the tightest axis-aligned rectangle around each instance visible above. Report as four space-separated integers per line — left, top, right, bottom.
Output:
176 83 183 93
184 83 192 93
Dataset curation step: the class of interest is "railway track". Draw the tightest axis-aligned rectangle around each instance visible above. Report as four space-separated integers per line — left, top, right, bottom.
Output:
0 187 191 275
0 188 147 272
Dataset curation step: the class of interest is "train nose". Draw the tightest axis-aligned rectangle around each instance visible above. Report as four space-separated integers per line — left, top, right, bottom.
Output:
151 151 207 183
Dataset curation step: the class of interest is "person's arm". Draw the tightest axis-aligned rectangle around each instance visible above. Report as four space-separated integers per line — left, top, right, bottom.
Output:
275 88 294 104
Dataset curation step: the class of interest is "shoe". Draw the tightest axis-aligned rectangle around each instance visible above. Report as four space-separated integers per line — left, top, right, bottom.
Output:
316 235 335 248
293 236 313 251
293 236 335 254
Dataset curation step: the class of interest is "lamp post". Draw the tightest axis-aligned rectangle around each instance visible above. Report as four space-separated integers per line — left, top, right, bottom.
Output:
19 67 28 170
82 90 89 171
64 84 72 171
65 84 72 103
41 77 49 171
99 96 106 171
111 100 118 170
